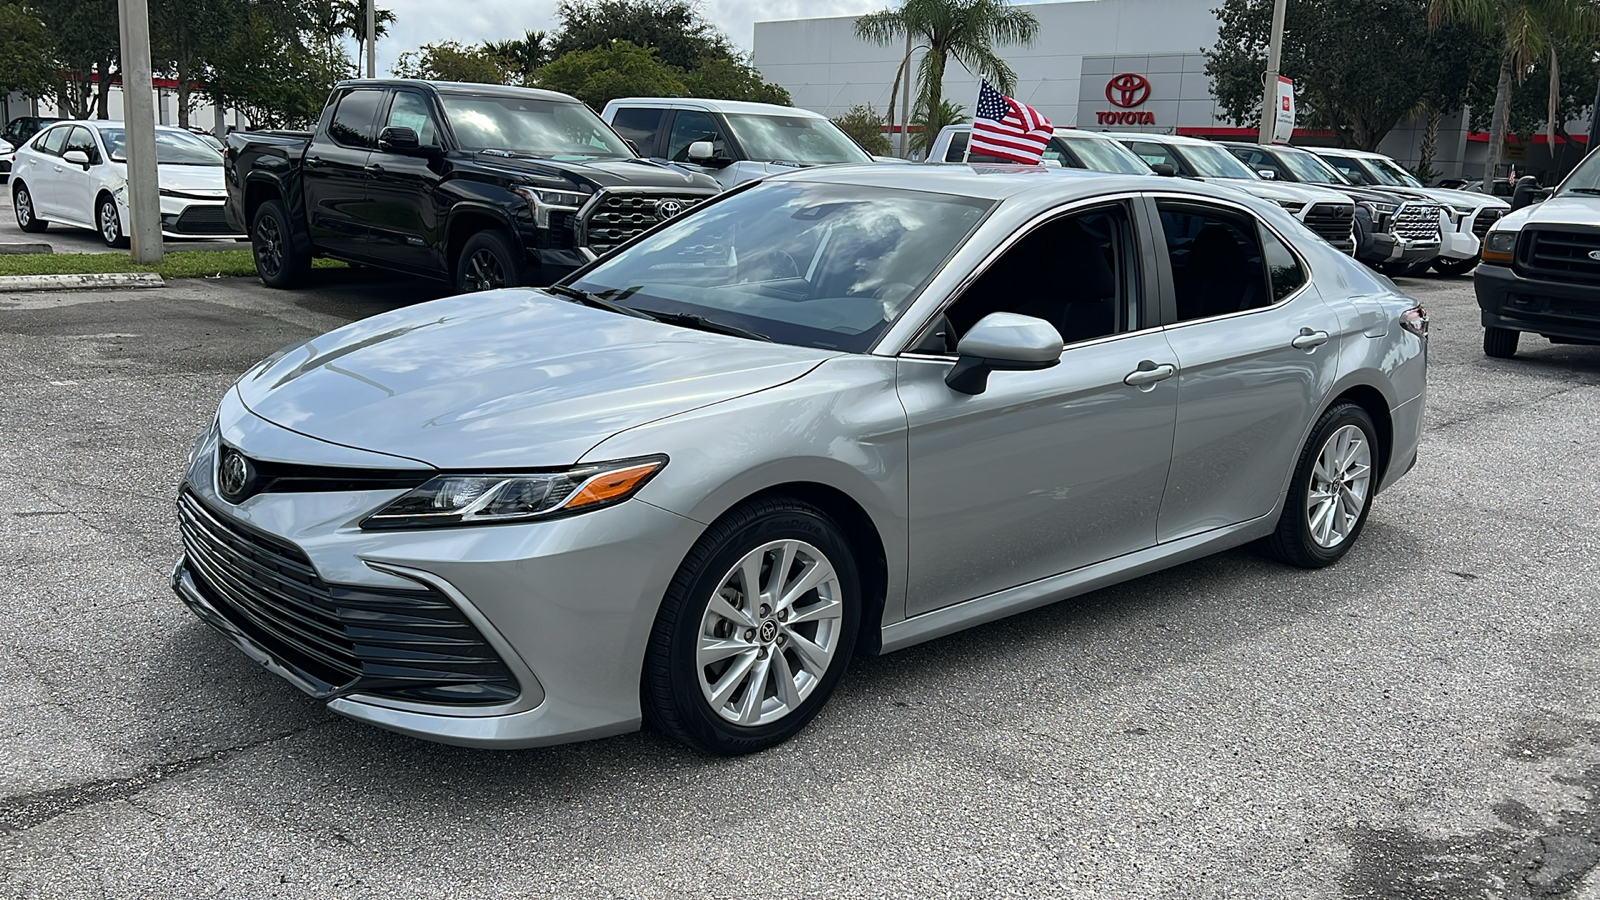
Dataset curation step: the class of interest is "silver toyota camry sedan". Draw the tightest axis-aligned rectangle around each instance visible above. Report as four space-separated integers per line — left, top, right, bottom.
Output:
174 165 1427 755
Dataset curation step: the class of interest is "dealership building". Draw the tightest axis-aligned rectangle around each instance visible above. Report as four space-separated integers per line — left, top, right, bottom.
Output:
752 0 1593 182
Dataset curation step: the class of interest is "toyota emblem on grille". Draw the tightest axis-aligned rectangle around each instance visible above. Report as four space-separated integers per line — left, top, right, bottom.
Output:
217 448 255 504
1588 250 1600 261
654 198 685 220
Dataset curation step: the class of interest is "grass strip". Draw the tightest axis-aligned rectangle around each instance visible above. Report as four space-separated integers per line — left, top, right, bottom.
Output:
0 250 342 280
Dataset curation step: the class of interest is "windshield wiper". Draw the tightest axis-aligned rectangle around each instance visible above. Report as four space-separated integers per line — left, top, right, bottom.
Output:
634 309 773 342
1563 187 1600 195
545 284 652 319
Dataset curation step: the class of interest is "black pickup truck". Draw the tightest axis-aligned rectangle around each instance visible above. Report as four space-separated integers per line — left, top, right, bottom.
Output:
225 79 721 290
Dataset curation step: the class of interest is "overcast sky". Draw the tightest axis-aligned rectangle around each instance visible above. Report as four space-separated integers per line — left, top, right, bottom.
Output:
371 0 884 75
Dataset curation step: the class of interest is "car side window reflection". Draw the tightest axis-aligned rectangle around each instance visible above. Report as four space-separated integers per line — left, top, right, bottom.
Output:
667 110 725 162
64 126 102 165
1260 224 1306 301
385 91 440 147
35 126 68 156
913 203 1140 354
1158 201 1273 322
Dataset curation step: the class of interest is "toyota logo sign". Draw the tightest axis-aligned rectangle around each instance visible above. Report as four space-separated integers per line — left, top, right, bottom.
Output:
217 447 255 504
654 198 684 220
1105 73 1152 109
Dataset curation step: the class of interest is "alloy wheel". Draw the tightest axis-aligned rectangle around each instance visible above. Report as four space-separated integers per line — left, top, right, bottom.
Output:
1305 424 1372 549
99 201 120 244
463 249 506 291
254 214 283 277
15 189 31 227
696 539 844 726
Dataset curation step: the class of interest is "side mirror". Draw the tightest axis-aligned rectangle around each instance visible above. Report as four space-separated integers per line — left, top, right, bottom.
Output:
63 149 91 168
1150 163 1177 177
945 312 1063 395
1509 176 1544 212
688 140 715 161
1257 168 1277 180
624 138 641 155
377 126 430 156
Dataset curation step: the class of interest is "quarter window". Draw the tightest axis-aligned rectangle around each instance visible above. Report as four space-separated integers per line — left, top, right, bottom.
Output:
328 89 384 149
609 108 666 156
666 110 725 162
1157 201 1273 323
1260 225 1306 301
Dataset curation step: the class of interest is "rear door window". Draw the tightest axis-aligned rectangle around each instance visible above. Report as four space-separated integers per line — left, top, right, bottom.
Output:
35 125 68 156
609 107 665 156
327 88 384 149
1156 200 1274 322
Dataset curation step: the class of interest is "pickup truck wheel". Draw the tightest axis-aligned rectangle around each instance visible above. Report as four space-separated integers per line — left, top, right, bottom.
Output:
456 231 524 293
251 199 308 289
1431 255 1479 277
1484 326 1520 359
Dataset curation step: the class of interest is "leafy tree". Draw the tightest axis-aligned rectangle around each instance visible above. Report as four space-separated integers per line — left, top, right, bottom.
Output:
913 97 967 154
535 41 687 108
833 103 893 155
552 0 728 71
151 0 243 127
1205 0 1495 151
205 3 346 129
854 0 1039 150
1430 0 1600 181
0 2 56 102
32 0 119 118
681 56 792 105
393 41 513 84
485 30 551 83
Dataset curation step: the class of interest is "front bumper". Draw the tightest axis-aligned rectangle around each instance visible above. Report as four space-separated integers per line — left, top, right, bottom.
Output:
1357 229 1439 266
123 193 245 240
1475 263 1600 343
1438 227 1479 260
171 400 704 748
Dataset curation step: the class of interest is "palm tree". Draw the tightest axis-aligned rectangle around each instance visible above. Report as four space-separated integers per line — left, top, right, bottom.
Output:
1429 0 1600 183
855 0 1039 156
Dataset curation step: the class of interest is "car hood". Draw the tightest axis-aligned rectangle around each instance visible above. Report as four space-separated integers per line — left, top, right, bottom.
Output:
107 162 226 194
468 154 720 192
1496 195 1600 230
235 290 834 469
1204 178 1349 205
1412 186 1510 211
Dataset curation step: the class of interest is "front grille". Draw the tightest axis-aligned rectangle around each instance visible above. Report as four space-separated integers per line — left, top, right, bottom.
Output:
172 204 234 235
1517 227 1600 283
177 490 519 705
1392 203 1443 242
581 191 708 257
1471 207 1504 239
1302 202 1354 243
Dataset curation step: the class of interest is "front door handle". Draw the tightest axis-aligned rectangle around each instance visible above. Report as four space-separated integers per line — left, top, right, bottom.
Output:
1123 360 1177 389
364 163 384 176
1291 328 1330 350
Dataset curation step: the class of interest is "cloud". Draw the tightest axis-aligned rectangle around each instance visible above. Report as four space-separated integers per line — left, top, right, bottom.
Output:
372 0 881 76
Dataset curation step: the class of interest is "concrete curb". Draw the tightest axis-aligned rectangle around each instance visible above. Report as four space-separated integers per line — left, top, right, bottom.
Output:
0 272 166 292
0 243 54 255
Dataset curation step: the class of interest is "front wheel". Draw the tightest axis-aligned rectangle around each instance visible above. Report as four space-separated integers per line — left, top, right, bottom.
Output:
1379 259 1433 278
13 183 47 233
1484 326 1520 359
250 199 309 289
97 195 128 248
455 230 524 294
1431 255 1480 277
643 498 861 755
1263 403 1379 569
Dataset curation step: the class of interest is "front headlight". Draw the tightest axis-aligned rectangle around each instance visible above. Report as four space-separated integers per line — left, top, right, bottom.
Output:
511 186 589 229
1360 200 1399 216
1482 229 1518 263
361 455 667 529
1274 199 1306 213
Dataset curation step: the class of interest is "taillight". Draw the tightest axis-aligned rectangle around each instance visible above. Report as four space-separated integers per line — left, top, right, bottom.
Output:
1400 305 1428 338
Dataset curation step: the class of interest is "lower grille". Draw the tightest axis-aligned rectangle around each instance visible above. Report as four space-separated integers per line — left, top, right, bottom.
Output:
1471 207 1504 239
1392 203 1443 242
177 490 519 705
172 204 234 235
580 191 709 257
1303 202 1354 243
1518 227 1600 283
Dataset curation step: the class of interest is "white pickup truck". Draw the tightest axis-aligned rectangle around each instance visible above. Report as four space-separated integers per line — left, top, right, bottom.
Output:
925 124 1152 175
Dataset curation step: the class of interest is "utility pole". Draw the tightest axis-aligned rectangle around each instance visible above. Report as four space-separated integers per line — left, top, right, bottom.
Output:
116 0 163 264
366 0 377 78
1257 0 1287 145
898 32 912 158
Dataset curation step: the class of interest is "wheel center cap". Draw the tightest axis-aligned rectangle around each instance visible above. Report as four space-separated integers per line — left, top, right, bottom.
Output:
758 620 778 643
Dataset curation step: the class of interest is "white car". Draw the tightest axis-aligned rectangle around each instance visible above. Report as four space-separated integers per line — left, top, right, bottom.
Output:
9 120 242 246
1310 147 1509 275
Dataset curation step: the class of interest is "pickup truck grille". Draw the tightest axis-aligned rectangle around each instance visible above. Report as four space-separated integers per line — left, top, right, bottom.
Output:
1471 207 1504 239
1392 203 1443 243
1517 227 1600 282
581 191 709 257
1302 202 1354 243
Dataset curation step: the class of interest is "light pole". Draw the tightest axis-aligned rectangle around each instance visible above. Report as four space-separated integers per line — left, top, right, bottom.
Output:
1257 0 1287 145
115 0 163 264
366 0 376 78
899 32 912 158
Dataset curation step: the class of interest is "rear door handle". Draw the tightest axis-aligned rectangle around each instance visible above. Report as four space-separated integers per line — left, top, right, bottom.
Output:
1123 361 1177 389
1291 328 1330 350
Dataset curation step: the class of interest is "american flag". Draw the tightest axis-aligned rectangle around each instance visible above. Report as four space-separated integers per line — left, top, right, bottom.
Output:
968 81 1052 165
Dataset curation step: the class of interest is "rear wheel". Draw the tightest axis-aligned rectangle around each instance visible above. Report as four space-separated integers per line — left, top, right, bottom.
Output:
97 195 128 248
455 230 523 293
1484 326 1520 359
643 498 860 755
1431 255 1480 277
13 183 47 233
1263 403 1378 569
250 199 308 289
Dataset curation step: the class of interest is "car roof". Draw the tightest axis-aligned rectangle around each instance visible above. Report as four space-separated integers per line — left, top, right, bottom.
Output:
607 97 824 118
1308 146 1386 159
43 120 210 137
764 162 1259 205
335 78 581 104
1097 131 1220 147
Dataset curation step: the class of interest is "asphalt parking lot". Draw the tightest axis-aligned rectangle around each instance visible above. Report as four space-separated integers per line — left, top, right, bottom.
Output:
1 269 1598 898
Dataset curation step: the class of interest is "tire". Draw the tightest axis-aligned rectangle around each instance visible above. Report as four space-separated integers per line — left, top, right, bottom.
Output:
643 498 861 755
250 199 308 289
1430 255 1480 277
97 194 128 248
1379 259 1432 278
1263 403 1380 569
13 182 47 233
455 230 524 293
1484 326 1520 359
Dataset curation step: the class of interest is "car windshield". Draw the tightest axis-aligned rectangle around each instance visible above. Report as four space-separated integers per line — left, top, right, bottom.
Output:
1362 156 1423 188
1178 143 1258 179
1557 149 1600 194
1278 149 1350 185
439 94 632 160
100 128 223 165
567 181 993 352
722 113 872 165
1057 134 1150 174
